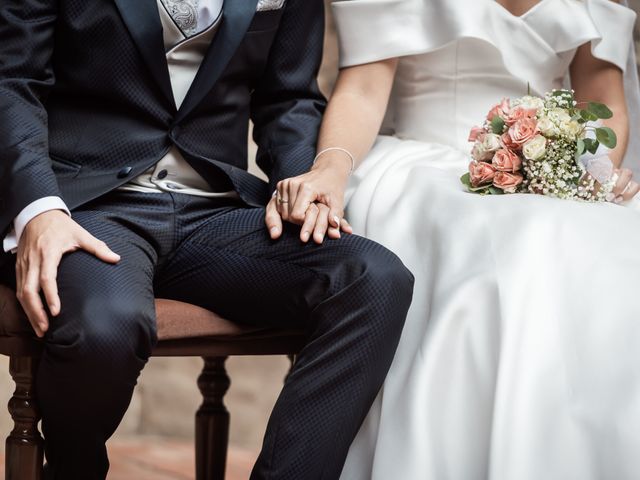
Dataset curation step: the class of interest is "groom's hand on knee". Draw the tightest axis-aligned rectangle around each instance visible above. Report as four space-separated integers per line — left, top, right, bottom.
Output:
16 210 120 337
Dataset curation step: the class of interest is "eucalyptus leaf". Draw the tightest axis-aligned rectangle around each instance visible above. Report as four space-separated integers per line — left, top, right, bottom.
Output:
489 186 505 195
588 102 613 120
580 110 598 122
491 116 506 134
575 138 585 160
461 172 472 188
582 138 600 154
595 127 617 149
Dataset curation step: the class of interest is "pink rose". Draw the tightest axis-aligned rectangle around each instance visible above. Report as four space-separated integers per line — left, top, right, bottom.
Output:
468 126 486 142
486 98 511 121
493 171 524 193
501 132 520 151
492 149 522 173
508 118 539 146
505 106 538 126
469 161 496 187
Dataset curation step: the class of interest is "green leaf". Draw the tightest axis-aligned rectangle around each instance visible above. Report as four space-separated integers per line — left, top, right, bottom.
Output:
595 127 618 149
579 109 598 122
575 138 585 160
587 102 613 120
491 116 506 134
489 186 505 195
461 172 472 188
583 138 600 155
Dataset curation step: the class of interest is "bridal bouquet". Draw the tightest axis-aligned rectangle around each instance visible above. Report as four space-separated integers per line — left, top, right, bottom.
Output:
461 89 617 201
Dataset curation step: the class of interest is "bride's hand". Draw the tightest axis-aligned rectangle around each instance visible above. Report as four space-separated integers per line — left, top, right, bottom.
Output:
265 156 353 243
611 168 640 204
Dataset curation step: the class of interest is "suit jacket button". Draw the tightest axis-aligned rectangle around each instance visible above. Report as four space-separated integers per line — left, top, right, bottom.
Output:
157 169 168 180
117 167 133 179
170 126 181 138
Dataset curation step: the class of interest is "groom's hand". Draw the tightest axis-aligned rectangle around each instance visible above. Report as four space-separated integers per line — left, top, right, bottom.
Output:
265 157 353 244
16 210 120 337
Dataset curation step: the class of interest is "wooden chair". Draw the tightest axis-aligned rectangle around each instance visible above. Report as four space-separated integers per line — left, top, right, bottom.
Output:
0 284 305 480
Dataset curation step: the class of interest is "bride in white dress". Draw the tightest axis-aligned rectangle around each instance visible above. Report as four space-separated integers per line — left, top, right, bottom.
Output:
268 0 640 478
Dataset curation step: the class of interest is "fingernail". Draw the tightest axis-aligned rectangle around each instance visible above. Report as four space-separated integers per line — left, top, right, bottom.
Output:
615 196 624 204
301 231 310 242
333 215 340 226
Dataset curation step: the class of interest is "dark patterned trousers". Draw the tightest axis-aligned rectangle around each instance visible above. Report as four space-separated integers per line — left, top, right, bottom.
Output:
0 190 414 480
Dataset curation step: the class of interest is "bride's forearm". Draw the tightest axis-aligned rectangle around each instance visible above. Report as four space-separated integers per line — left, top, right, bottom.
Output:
570 43 629 167
312 59 398 173
602 108 629 168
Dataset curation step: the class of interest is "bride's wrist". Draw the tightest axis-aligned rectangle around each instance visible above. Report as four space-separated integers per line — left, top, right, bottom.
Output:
312 147 355 176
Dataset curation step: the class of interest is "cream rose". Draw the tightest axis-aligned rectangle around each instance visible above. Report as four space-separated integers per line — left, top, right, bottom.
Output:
522 135 547 161
492 148 522 173
471 138 494 161
481 133 502 153
561 120 582 139
536 116 558 137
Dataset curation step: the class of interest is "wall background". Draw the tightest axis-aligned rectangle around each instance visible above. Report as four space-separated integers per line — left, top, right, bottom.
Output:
1 0 638 457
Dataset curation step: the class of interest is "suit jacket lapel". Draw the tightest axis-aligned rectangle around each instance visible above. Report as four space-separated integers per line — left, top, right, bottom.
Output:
175 0 260 122
113 0 176 110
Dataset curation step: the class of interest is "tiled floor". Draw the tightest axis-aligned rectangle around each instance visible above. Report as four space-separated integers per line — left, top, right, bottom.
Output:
0 437 256 480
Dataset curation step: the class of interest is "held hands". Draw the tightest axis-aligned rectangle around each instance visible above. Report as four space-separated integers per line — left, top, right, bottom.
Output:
265 155 354 244
16 210 120 337
611 168 640 204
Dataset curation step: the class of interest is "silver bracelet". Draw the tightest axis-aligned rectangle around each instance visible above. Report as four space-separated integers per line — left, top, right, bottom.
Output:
313 147 355 174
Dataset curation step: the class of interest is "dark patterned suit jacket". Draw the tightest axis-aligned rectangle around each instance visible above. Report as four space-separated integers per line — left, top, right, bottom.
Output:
0 0 326 237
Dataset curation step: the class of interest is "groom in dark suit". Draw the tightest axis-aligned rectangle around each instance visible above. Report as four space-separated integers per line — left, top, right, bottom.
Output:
0 0 413 478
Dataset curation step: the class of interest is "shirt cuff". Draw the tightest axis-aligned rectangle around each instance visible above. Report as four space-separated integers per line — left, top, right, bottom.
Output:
2 197 70 254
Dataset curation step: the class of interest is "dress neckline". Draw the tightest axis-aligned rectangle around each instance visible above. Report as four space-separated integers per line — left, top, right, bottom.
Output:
493 0 552 19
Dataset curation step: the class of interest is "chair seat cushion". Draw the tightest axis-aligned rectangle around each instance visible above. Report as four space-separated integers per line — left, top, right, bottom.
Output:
0 285 305 357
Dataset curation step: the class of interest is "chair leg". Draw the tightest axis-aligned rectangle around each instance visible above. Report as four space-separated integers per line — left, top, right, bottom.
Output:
5 356 44 480
196 356 230 480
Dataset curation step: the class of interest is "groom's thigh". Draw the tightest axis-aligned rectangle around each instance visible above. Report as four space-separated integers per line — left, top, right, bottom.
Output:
34 208 159 382
155 206 410 328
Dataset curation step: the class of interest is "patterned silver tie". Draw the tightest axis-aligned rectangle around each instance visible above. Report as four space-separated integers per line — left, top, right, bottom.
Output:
162 0 200 37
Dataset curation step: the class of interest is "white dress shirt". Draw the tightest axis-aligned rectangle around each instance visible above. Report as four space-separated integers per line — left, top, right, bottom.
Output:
3 0 227 253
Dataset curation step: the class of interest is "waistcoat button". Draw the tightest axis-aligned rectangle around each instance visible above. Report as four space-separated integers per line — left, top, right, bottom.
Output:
117 167 133 179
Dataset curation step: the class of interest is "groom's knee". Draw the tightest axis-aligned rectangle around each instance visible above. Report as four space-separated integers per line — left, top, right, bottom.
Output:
333 236 414 334
45 291 156 381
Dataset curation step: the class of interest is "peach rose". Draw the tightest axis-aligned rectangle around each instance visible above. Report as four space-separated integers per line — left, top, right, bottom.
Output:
508 118 539 146
469 161 496 187
493 171 524 193
486 98 511 121
492 148 522 173
468 126 486 142
505 106 538 126
501 132 519 150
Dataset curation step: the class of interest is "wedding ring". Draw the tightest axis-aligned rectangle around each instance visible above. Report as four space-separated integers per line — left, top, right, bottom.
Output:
278 198 289 204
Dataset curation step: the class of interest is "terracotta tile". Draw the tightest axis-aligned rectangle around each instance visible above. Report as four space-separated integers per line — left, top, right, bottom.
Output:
0 440 256 480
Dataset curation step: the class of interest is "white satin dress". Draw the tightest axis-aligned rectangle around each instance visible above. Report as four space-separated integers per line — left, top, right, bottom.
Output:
332 1 640 479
